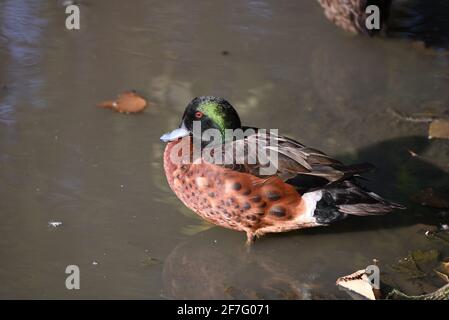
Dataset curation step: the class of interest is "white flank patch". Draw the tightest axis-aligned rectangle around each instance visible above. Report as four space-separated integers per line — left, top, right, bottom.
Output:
299 190 323 223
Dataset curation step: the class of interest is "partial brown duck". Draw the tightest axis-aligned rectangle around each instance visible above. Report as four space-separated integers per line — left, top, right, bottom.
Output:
317 0 449 49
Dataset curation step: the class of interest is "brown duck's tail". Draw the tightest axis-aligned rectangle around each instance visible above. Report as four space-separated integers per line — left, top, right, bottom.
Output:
312 180 405 225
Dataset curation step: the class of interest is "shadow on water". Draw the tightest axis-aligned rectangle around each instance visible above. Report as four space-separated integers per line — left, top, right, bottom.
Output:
161 135 449 299
319 135 449 233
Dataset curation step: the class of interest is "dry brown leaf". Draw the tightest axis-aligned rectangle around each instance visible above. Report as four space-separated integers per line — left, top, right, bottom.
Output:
97 91 148 113
429 119 449 139
336 269 377 300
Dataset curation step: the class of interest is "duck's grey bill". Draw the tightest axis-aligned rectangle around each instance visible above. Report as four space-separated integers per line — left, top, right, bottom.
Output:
160 126 190 142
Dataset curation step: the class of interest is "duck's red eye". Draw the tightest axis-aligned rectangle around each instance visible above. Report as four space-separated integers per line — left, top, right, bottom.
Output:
195 111 203 119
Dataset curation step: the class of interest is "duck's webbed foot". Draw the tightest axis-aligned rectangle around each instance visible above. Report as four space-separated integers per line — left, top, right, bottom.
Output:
245 231 256 248
245 230 266 251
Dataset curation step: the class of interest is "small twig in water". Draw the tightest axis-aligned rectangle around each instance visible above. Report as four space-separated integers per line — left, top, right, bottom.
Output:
406 149 432 163
408 149 418 157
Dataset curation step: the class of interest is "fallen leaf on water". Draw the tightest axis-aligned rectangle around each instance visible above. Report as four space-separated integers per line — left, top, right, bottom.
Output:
429 119 449 139
338 258 449 300
336 269 378 300
411 187 449 209
97 90 148 113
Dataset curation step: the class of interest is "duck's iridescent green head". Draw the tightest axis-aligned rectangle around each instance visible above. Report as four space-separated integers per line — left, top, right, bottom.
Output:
160 96 241 143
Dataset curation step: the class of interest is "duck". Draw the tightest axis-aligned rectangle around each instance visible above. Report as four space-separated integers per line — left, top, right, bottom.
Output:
160 96 404 245
316 0 449 49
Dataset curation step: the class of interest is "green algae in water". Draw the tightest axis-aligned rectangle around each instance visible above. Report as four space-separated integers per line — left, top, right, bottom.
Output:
391 249 439 279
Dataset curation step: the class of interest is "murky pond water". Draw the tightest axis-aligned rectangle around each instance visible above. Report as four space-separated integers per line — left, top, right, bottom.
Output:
0 0 448 299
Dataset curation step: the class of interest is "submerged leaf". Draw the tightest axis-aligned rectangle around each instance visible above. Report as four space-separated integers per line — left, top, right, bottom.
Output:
391 249 439 279
181 222 214 236
411 249 439 268
429 119 449 140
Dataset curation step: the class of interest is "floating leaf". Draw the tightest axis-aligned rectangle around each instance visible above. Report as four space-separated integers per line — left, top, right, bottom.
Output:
97 90 148 113
336 269 378 300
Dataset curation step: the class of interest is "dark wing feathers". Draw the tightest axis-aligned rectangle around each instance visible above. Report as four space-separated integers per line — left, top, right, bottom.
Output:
209 130 405 213
212 129 374 191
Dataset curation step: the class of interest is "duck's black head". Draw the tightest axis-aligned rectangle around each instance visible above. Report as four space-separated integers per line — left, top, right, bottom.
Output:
160 96 241 143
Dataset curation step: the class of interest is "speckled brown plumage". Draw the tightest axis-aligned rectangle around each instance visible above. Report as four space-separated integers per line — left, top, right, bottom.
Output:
317 0 372 34
164 138 315 244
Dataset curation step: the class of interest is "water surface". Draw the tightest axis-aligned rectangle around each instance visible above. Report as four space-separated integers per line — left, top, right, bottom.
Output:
0 0 448 299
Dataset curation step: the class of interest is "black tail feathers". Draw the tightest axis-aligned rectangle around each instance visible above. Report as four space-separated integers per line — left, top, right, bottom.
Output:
313 180 405 225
